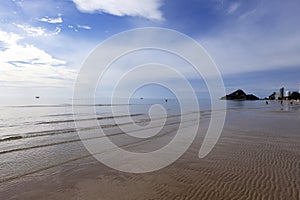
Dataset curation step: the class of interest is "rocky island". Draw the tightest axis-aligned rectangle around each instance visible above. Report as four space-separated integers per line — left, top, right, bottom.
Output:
221 89 260 100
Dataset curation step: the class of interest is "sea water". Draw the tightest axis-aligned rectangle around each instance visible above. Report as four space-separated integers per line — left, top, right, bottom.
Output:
0 97 299 183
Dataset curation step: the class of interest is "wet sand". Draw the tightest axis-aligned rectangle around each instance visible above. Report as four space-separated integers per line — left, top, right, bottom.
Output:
1 104 300 200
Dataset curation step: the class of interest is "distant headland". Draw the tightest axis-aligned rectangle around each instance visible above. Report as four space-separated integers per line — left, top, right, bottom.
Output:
221 89 259 100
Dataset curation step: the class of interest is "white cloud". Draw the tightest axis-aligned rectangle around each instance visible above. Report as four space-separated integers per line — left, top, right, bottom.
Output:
72 0 163 21
15 24 61 37
0 30 23 47
227 2 240 14
38 16 63 24
77 24 92 30
0 30 76 87
15 24 47 37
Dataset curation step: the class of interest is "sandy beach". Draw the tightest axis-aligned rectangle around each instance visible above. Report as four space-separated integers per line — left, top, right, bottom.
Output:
0 101 299 200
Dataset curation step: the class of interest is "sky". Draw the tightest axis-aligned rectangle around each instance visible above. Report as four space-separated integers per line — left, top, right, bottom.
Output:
0 0 300 101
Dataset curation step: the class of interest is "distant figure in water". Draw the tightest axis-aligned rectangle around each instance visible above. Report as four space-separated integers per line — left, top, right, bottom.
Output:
266 101 269 105
35 96 40 99
280 100 283 105
165 99 168 102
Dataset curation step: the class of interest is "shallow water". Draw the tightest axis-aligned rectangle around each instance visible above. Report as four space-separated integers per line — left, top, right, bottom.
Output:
0 98 299 184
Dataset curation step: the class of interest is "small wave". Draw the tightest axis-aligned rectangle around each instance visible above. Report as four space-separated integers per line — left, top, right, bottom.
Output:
41 113 74 117
36 113 142 125
0 135 23 142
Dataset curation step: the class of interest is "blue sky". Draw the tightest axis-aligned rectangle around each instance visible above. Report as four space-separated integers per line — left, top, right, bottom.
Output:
0 0 300 100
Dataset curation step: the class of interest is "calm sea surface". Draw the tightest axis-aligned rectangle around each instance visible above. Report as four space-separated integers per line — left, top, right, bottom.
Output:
0 98 299 183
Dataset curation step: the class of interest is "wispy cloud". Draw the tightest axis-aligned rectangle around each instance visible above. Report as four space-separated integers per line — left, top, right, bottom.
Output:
77 24 92 30
227 2 241 14
38 16 63 24
15 24 61 37
201 1 300 75
72 0 164 21
239 8 257 20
